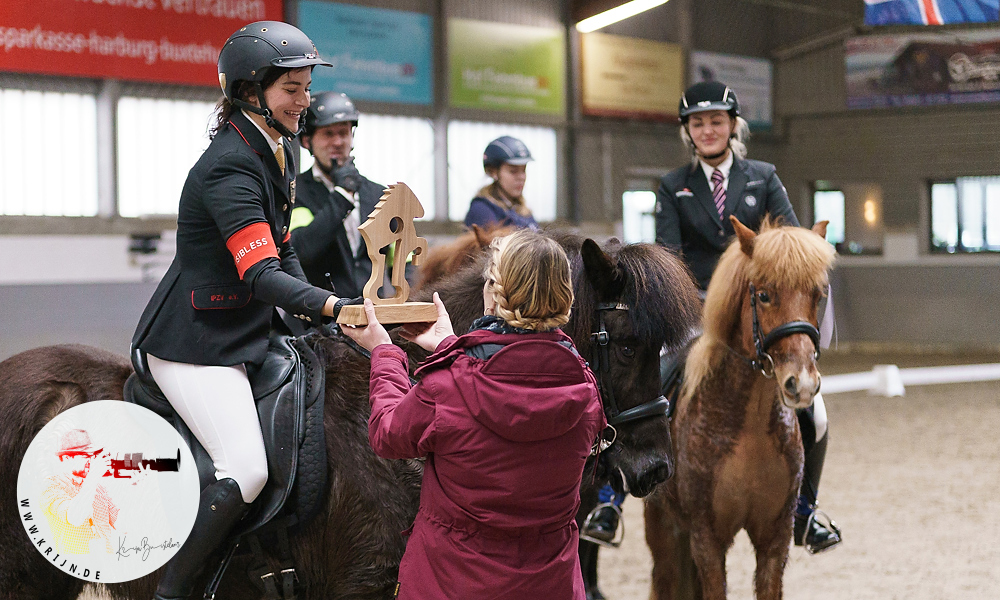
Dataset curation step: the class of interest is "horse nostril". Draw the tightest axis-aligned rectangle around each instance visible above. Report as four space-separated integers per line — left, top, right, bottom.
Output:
784 376 798 396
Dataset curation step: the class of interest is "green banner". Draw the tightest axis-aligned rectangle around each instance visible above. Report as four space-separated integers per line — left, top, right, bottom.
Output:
449 19 565 116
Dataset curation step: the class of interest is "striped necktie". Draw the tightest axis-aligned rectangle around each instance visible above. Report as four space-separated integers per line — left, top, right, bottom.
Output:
274 144 285 176
711 169 726 220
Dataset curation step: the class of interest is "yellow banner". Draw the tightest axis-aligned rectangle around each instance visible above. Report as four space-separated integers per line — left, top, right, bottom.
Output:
580 32 684 121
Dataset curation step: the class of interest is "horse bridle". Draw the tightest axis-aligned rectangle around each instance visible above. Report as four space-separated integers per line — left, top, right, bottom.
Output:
748 282 821 378
590 302 672 428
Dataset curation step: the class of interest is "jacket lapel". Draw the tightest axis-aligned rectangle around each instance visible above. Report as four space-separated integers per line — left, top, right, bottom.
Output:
230 111 289 202
726 157 748 219
686 164 725 229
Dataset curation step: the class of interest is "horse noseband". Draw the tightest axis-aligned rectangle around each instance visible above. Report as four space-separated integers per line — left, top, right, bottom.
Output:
590 302 671 429
749 282 821 378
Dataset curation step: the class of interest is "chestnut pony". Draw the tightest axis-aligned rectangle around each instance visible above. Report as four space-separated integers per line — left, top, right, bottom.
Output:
644 217 834 600
412 223 516 292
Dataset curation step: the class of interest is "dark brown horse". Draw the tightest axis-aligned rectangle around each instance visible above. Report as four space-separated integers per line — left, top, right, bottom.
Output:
0 231 700 600
412 223 516 292
644 218 834 600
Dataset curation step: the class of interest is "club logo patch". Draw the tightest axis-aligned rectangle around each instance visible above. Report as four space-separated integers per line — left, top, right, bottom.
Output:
17 401 199 583
744 195 757 207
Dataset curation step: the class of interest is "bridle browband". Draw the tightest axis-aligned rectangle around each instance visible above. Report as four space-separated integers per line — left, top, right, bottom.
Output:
590 302 671 428
748 282 821 378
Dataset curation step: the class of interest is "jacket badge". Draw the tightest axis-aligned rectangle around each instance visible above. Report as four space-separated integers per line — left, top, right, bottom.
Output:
676 188 694 198
744 195 757 207
289 179 296 205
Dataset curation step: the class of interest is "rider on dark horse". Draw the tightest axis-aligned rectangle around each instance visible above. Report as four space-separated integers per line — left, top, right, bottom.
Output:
654 80 843 553
130 22 360 600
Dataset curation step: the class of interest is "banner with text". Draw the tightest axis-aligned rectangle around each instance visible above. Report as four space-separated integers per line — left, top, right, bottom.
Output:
449 19 564 116
580 32 683 121
690 51 773 130
846 29 1000 109
298 2 432 105
0 0 283 86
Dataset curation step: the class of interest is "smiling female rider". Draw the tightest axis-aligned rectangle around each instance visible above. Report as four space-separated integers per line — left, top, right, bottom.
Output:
655 81 842 554
131 22 357 600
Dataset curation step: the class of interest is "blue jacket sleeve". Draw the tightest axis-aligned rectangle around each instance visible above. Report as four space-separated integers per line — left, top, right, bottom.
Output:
464 197 504 229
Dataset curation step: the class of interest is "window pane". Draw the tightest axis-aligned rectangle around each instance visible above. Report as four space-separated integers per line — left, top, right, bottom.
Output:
959 178 984 251
117 97 216 217
0 88 98 216
301 114 436 220
986 183 1000 249
813 190 845 245
622 191 656 244
447 121 557 223
930 182 958 250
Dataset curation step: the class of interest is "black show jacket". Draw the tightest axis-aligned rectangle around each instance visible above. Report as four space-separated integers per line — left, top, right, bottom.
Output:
654 156 799 290
134 111 332 367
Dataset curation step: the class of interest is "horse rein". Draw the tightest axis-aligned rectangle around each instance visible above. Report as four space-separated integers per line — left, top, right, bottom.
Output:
747 282 821 378
590 302 672 429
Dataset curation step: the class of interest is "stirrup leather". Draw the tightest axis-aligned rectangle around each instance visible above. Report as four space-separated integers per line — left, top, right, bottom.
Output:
579 502 625 548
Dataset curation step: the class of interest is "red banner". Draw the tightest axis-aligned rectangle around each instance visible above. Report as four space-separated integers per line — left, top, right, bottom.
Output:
0 0 283 87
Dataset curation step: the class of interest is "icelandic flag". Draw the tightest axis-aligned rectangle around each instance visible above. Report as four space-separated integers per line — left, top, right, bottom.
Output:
864 0 999 25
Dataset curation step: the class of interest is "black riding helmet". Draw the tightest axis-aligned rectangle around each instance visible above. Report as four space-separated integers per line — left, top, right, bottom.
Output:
302 92 359 137
218 21 332 139
678 81 740 123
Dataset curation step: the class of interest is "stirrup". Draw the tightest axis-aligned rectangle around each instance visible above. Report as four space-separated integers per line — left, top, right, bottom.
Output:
579 502 625 548
803 508 842 555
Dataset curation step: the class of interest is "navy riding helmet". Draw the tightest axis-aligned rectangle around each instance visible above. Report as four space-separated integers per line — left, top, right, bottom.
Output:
483 136 533 169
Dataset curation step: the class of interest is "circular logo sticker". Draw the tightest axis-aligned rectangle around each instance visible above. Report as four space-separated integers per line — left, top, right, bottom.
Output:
744 195 757 207
17 401 199 583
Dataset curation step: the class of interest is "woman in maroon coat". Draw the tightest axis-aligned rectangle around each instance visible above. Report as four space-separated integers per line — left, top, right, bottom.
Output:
344 229 606 599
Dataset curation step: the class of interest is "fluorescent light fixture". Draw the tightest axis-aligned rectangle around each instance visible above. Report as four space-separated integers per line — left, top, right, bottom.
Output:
576 0 669 33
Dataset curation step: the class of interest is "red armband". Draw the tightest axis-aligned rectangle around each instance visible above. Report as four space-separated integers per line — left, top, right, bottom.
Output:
226 222 279 278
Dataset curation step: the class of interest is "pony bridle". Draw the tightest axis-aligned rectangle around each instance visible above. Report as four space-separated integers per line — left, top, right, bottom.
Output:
748 282 821 378
590 302 672 436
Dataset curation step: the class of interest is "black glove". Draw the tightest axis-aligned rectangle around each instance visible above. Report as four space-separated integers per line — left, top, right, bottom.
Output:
332 296 364 320
332 156 362 193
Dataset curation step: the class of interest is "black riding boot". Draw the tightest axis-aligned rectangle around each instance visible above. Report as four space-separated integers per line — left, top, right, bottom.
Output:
794 407 842 553
154 478 250 600
579 540 606 600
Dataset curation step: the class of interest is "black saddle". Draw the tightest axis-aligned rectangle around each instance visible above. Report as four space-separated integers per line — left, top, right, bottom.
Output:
660 335 699 418
124 334 328 537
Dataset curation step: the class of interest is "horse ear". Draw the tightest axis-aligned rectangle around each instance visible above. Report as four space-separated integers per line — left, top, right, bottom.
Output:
581 238 621 299
471 224 489 248
730 216 756 257
812 220 829 239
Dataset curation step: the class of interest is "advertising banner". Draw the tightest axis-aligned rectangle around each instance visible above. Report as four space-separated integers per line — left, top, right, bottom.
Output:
298 2 433 105
690 51 773 130
863 0 998 26
449 19 565 116
580 32 683 121
0 0 282 86
846 29 1000 109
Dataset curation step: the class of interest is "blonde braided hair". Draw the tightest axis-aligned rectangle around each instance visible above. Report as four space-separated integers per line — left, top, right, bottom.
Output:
484 230 573 332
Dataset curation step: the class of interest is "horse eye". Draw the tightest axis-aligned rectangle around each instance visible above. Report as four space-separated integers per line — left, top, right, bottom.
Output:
621 346 635 358
757 291 771 303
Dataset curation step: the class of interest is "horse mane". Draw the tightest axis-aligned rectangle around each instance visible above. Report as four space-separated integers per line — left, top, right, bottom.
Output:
413 224 517 292
683 219 836 399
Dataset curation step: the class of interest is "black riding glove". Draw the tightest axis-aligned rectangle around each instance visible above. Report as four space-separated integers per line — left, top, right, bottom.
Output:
332 296 364 320
332 156 362 193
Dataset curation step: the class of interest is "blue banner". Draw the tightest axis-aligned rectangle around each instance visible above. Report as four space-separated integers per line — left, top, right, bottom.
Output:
298 2 433 105
864 0 998 26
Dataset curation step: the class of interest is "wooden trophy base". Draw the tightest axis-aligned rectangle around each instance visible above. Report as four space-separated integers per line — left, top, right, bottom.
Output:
336 302 438 326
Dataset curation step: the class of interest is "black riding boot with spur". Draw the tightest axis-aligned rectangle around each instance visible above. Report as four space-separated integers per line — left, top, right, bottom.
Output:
154 478 250 599
794 405 842 553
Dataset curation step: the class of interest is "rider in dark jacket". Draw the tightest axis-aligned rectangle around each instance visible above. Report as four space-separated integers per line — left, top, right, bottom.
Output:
290 92 385 298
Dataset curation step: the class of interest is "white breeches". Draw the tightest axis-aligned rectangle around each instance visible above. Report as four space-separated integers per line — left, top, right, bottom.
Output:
813 392 828 442
147 355 268 503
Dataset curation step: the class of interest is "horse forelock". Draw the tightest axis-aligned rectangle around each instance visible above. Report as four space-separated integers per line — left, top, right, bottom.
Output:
748 222 835 292
615 243 701 348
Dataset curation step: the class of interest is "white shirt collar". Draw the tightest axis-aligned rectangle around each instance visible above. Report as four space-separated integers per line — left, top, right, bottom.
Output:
311 163 335 192
699 152 734 185
242 109 280 155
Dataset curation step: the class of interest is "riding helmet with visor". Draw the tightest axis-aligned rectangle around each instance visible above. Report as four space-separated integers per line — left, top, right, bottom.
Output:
302 91 360 137
218 21 332 139
483 136 533 170
678 81 740 123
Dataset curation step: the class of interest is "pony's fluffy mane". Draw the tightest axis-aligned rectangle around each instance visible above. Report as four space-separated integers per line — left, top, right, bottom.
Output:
683 219 835 399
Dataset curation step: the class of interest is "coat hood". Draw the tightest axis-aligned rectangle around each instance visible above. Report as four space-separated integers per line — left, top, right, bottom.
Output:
421 330 601 443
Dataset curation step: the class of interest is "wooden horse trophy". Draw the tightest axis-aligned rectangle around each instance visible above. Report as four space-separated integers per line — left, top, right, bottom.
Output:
336 183 438 326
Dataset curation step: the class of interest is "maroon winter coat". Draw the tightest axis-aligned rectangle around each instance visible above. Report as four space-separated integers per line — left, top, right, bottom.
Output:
368 328 606 600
